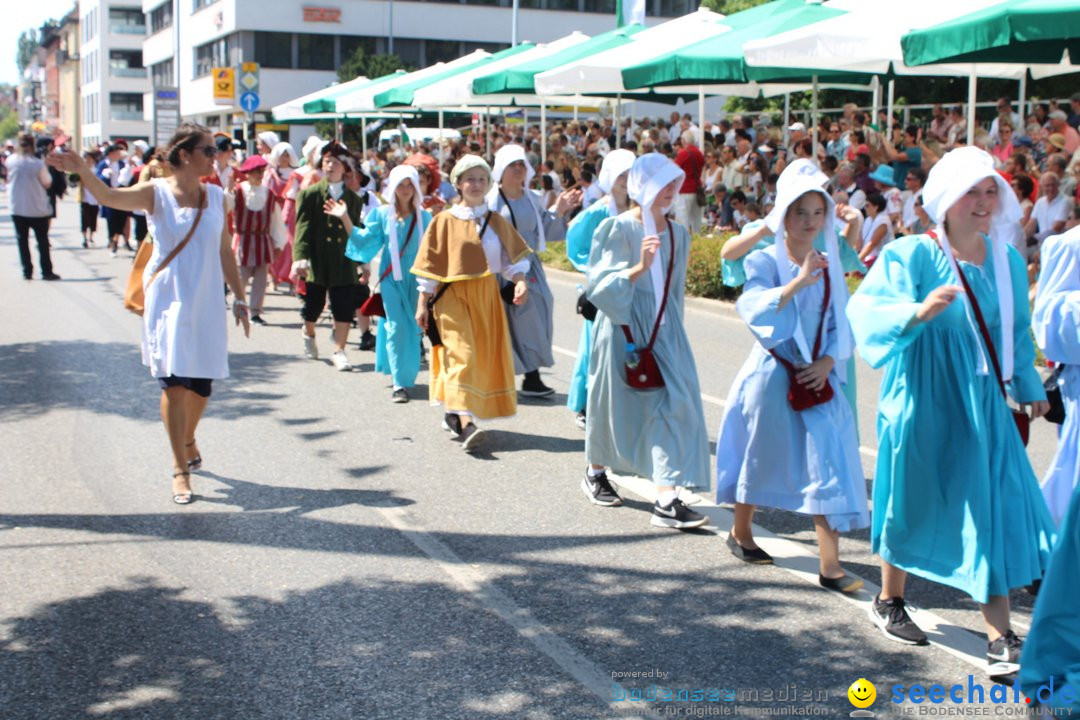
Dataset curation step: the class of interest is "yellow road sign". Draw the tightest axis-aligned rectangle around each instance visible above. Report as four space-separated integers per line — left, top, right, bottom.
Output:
213 67 235 105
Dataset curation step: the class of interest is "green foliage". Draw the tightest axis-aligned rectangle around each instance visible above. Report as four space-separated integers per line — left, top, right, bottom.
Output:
16 29 38 74
700 0 771 14
537 241 577 273
338 46 410 84
0 108 19 141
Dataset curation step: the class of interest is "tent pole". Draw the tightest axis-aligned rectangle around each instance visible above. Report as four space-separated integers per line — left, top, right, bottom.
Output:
361 115 367 157
487 106 493 162
438 109 444 164
615 93 621 136
886 78 895 136
1018 73 1027 123
540 99 547 169
967 67 977 146
871 76 880 127
574 97 579 122
782 92 790 147
811 75 820 167
698 86 705 149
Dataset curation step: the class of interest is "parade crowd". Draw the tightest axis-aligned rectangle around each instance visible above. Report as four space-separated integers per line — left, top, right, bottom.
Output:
11 89 1080 714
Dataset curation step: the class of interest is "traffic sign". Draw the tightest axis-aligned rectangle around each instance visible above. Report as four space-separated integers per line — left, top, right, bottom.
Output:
239 91 260 113
239 62 259 94
212 67 234 105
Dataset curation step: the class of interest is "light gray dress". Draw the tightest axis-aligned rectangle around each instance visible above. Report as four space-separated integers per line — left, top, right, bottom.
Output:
584 214 710 488
491 190 565 375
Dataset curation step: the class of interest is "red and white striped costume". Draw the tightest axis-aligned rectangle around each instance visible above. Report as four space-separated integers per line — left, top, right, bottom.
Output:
233 183 278 267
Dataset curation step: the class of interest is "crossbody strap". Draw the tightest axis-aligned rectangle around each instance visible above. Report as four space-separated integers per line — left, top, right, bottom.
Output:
148 185 206 287
768 268 831 373
430 211 493 309
374 212 419 288
621 220 676 351
498 189 518 229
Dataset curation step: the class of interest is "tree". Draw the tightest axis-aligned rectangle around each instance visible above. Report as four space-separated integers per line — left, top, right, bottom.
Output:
0 108 20 141
700 0 771 14
338 46 410 84
16 29 39 74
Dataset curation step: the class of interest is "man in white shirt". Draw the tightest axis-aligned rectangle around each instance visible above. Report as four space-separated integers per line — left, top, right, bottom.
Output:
1025 172 1071 248
831 163 866 212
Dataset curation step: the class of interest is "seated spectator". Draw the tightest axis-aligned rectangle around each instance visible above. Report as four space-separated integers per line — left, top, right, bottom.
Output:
1025 172 1071 251
831 163 866 211
730 190 749 229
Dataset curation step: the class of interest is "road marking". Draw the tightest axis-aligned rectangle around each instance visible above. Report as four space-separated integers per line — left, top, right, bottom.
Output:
552 344 878 461
378 504 649 720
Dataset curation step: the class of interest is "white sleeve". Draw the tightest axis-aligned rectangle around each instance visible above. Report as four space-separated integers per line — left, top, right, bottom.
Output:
417 277 438 294
270 202 288 249
501 253 530 281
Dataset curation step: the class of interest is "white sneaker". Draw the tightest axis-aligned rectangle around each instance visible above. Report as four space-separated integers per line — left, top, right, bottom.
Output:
331 350 352 372
303 333 318 360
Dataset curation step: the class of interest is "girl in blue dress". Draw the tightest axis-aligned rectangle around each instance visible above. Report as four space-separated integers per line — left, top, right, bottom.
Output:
331 164 431 403
715 163 868 592
565 149 637 428
1021 225 1080 714
847 147 1054 675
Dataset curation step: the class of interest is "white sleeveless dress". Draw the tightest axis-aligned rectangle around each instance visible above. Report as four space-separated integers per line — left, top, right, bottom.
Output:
142 179 229 379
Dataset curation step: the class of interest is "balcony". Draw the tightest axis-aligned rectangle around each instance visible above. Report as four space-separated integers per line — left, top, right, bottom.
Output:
110 109 145 121
110 24 147 35
110 66 147 78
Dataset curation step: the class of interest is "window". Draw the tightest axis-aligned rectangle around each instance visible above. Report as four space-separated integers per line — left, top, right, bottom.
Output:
656 0 692 16
194 37 229 77
392 38 422 66
149 3 173 33
109 8 145 35
425 40 460 65
339 35 376 65
192 0 219 10
110 92 144 121
297 33 334 70
255 32 292 69
151 59 174 86
583 0 615 11
463 41 508 53
109 50 145 78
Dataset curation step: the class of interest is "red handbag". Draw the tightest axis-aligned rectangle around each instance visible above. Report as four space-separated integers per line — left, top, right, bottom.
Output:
360 213 418 318
768 269 835 411
621 221 676 390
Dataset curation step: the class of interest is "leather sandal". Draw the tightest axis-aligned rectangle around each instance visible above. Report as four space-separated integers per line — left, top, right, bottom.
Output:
185 441 202 472
172 470 194 505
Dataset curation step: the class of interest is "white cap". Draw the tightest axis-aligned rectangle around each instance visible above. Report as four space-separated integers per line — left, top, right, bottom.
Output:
787 122 807 132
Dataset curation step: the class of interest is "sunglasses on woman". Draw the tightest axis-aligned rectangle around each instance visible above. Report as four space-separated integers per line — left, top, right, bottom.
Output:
191 144 217 158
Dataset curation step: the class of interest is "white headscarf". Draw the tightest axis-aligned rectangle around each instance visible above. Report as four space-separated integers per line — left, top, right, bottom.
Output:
764 162 853 375
269 141 299 168
922 146 1021 380
487 143 548 252
381 165 425 281
627 152 685 326
301 135 326 167
257 131 280 151
598 148 636 216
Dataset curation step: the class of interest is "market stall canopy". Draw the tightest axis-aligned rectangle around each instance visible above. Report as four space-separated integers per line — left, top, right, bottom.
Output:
273 75 369 122
333 55 492 114
901 0 1080 66
374 45 535 109
300 71 406 115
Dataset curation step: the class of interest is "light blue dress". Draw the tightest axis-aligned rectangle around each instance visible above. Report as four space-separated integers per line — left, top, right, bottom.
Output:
846 234 1054 603
566 199 615 414
720 219 866 424
490 191 566 375
585 215 710 488
345 206 431 389
1030 229 1080 527
715 249 869 531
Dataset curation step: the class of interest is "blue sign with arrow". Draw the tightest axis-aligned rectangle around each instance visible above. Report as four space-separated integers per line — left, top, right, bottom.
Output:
239 91 259 113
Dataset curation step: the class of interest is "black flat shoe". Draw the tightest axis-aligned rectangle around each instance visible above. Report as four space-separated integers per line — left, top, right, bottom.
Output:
819 573 864 593
726 533 774 564
250 314 267 326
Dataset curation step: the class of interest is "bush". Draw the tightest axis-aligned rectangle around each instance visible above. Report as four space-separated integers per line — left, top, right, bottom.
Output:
536 241 578 274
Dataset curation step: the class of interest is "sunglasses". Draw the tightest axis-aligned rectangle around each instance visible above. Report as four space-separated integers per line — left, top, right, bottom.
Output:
191 145 217 158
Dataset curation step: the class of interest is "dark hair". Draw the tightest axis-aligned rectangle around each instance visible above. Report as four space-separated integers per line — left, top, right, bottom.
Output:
1012 174 1034 198
855 152 871 169
767 172 780 184
823 156 838 173
853 130 866 144
745 202 761 215
541 174 553 191
796 138 813 156
730 190 747 204
866 192 887 212
621 140 638 152
904 125 919 139
734 129 752 143
165 122 212 167
907 167 927 186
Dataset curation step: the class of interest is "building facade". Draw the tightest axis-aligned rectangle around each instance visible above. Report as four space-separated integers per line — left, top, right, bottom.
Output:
141 0 690 141
57 9 83 149
79 0 153 148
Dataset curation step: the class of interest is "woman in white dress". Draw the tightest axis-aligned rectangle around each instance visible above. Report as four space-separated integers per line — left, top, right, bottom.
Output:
49 123 251 505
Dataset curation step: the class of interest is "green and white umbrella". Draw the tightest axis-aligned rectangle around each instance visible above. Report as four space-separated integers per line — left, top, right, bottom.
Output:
374 45 536 109
301 71 408 115
272 75 370 123
333 53 492 114
901 0 1080 66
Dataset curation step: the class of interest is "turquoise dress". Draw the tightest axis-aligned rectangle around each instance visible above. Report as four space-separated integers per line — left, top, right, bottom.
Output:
846 234 1054 603
721 219 866 423
585 215 710 488
715 249 868 531
566 199 616 414
345 205 431 389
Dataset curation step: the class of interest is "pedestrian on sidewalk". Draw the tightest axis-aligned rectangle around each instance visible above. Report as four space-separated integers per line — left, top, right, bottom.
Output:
48 122 252 505
846 147 1053 674
8 133 58 280
486 144 582 398
714 161 868 591
579 152 709 530
334 164 430 403
80 149 102 247
565 148 636 429
227 155 287 326
412 154 531 453
95 144 133 257
292 141 365 371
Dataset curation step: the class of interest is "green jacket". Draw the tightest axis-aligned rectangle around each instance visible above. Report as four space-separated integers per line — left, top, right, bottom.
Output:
293 180 364 288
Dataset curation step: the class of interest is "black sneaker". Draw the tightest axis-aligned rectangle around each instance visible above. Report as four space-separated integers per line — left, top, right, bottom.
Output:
442 413 462 434
520 374 555 397
359 331 376 351
986 630 1023 676
650 498 708 529
458 424 487 453
391 388 409 404
868 595 928 646
250 314 267 326
42 272 61 281
581 470 622 507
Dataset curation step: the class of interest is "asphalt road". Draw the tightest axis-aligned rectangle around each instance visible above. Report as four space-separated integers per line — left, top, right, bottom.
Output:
0 196 1062 720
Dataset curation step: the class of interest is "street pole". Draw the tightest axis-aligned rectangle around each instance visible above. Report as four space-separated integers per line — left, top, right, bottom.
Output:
512 0 520 46
388 0 394 55
173 0 181 110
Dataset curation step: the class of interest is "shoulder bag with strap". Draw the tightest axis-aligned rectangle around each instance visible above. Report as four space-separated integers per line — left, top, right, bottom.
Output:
125 185 206 316
497 190 520 304
425 211 492 348
767 269 835 411
621 220 676 390
932 232 1030 446
360 212 418 318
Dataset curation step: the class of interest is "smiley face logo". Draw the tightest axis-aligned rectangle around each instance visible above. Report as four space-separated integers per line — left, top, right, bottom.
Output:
848 678 876 708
